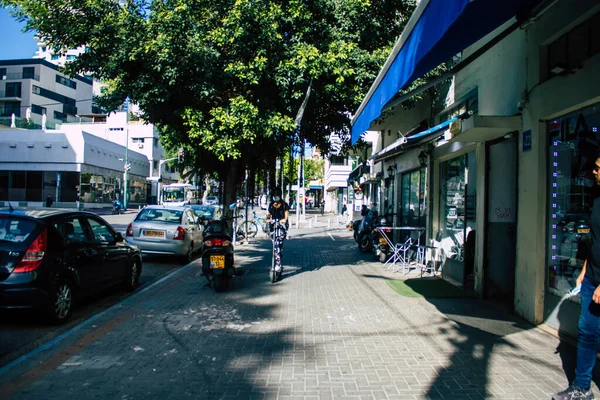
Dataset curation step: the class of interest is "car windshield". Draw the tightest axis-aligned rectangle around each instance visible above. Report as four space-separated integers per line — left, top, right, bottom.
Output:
136 208 183 223
191 206 215 218
0 216 36 243
163 188 185 202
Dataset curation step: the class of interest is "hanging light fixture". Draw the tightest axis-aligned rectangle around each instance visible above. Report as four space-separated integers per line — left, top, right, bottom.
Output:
387 165 394 178
418 151 429 167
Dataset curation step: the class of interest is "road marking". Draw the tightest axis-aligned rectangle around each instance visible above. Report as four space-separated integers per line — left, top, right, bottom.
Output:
328 233 335 241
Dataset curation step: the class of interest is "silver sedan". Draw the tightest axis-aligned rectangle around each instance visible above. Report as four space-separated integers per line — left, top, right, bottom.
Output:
125 206 203 263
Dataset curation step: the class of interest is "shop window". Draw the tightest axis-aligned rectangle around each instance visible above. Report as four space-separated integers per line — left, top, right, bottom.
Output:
438 152 477 285
9 171 26 201
0 171 8 201
547 102 600 296
400 168 426 228
25 172 42 201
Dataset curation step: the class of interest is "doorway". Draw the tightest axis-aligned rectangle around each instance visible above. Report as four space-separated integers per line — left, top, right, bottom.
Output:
485 136 517 304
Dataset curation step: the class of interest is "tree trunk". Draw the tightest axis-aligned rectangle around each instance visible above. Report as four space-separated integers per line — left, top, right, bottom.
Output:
221 158 244 216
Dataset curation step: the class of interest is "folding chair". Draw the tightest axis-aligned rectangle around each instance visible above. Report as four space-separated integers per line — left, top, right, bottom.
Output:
384 235 413 272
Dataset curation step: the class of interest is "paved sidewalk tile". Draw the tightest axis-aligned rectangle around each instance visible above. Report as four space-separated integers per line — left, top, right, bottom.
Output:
0 227 594 399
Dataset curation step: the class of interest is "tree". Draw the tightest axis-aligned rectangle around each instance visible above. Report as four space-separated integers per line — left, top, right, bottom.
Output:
3 0 419 206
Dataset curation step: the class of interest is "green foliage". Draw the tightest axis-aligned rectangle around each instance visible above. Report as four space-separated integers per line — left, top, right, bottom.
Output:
3 0 422 183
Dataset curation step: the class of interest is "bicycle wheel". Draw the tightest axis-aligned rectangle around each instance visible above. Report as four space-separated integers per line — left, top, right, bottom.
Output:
240 221 258 238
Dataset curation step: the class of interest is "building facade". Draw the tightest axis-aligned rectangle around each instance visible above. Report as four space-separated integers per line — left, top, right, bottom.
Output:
0 59 94 130
351 0 600 338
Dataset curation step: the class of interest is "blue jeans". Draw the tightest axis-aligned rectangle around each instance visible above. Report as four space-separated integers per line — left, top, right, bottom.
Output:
574 276 600 390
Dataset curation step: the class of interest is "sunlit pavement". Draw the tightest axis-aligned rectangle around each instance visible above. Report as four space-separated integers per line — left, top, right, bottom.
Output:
0 225 592 399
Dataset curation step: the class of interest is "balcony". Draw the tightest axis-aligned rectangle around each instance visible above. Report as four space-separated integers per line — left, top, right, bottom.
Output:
0 91 22 102
1 72 40 81
325 164 352 190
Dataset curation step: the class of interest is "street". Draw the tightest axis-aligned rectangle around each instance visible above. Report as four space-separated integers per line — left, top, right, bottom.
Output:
0 212 183 369
0 222 592 399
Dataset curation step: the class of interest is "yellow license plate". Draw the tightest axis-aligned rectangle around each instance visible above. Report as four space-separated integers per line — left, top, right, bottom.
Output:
210 255 225 268
578 228 590 233
144 230 164 237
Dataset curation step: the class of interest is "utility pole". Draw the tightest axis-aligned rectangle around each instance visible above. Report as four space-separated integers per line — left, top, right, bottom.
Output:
123 98 130 210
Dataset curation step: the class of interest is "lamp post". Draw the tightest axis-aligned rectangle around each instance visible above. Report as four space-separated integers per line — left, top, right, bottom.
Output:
123 99 130 210
387 164 395 221
418 150 429 167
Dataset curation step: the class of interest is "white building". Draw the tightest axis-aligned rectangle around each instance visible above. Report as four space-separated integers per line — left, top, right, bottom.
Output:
59 112 180 204
0 129 149 208
351 0 600 339
0 59 94 130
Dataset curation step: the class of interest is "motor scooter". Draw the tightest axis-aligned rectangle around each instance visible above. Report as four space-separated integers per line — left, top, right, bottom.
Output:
372 217 393 263
112 199 122 215
355 206 377 253
200 217 235 292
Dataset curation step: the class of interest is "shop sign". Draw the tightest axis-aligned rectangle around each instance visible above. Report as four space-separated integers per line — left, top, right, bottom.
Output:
522 130 531 152
449 120 462 136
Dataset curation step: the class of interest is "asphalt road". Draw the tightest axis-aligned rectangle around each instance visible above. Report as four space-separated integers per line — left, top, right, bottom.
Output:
0 212 186 368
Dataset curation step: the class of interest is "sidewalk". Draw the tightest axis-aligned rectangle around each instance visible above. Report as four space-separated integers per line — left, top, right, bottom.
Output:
0 228 591 399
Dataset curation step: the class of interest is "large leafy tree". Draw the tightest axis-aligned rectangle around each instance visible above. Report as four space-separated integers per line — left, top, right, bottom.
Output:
3 0 417 205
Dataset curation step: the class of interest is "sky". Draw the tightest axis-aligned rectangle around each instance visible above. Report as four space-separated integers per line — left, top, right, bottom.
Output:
0 7 38 60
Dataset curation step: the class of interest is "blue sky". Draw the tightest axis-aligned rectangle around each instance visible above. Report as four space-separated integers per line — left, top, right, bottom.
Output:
0 7 38 60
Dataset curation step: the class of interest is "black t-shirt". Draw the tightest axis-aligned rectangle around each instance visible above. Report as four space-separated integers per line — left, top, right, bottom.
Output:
587 196 600 285
268 200 290 220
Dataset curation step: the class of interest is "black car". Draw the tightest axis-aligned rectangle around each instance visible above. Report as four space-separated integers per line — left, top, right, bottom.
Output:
0 208 142 324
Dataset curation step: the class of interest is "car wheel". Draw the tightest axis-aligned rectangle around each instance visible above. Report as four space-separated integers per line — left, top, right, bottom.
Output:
46 280 73 324
181 243 194 264
123 257 141 292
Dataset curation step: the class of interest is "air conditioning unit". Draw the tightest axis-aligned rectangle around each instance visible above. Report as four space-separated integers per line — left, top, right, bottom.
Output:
137 143 144 149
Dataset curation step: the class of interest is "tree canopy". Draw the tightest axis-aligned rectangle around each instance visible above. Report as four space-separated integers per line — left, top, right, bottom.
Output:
3 0 417 199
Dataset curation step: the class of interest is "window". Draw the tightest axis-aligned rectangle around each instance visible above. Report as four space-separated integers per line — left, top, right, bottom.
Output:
54 110 67 122
109 127 124 131
22 67 35 79
57 217 89 243
51 54 59 60
544 11 600 80
66 55 77 61
55 75 77 89
132 138 145 143
400 168 427 228
330 155 347 165
6 82 22 97
41 46 47 52
32 85 42 95
547 103 600 296
87 218 116 243
0 68 6 79
31 104 46 115
3 102 20 117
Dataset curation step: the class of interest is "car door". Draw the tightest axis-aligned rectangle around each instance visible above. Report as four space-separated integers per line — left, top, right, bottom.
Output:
84 216 129 285
184 210 201 252
55 216 103 290
189 210 204 251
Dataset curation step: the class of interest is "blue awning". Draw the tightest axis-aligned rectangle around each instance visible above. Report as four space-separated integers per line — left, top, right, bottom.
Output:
351 0 543 144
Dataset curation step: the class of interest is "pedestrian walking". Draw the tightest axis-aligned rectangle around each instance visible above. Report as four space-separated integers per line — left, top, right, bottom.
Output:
46 194 53 208
320 199 325 215
553 153 600 400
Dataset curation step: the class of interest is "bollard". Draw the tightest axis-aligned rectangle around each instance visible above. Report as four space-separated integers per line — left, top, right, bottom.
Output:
309 218 313 228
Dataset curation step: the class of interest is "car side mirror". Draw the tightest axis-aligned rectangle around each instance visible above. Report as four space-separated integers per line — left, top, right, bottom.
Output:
115 232 124 242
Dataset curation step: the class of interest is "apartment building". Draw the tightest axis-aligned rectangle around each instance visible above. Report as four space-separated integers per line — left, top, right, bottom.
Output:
0 59 93 129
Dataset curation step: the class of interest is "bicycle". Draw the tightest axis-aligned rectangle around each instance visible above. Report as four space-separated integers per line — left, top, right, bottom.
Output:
237 211 269 239
269 219 287 283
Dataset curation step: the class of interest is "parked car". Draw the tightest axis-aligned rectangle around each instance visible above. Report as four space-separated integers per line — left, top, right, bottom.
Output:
125 205 203 263
204 196 219 206
0 208 142 324
190 205 223 221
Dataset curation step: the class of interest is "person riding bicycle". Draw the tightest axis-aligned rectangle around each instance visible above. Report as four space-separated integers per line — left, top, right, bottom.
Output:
266 188 289 271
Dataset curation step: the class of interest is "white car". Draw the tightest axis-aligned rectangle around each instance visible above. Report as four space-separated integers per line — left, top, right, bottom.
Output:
204 196 219 205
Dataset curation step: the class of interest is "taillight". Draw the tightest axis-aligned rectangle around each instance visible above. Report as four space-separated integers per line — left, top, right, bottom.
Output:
203 238 230 247
126 223 133 237
381 228 392 233
173 226 185 240
14 229 47 273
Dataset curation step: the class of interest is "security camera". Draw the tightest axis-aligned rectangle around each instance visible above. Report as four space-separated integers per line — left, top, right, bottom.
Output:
517 101 526 112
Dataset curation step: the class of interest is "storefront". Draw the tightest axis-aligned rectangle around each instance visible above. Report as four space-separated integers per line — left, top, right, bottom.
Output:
545 103 600 325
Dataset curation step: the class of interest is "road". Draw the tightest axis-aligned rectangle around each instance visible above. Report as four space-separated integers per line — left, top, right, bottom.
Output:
0 212 184 368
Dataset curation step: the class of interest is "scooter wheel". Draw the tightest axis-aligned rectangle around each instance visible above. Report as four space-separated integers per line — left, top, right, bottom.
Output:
214 274 227 292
